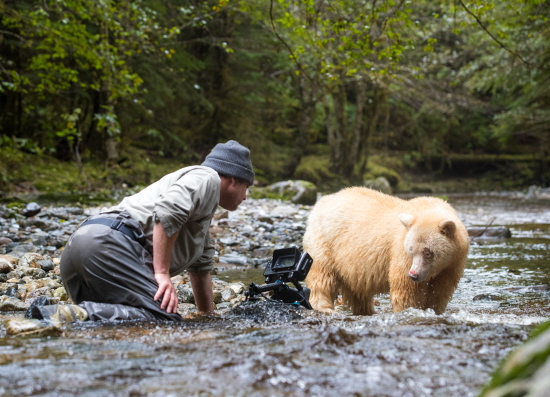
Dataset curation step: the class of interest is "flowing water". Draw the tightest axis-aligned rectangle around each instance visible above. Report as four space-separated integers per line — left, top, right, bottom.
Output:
1 193 550 397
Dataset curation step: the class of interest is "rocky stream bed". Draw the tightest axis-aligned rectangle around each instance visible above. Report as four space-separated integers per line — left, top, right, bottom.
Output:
1 189 550 397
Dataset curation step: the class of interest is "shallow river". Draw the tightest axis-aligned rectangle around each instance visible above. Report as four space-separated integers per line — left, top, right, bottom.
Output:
1 192 550 397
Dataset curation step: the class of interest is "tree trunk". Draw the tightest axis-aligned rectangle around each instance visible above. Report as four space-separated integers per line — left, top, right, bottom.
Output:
282 74 318 179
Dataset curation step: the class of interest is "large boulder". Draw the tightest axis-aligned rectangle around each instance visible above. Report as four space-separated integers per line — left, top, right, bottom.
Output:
363 176 392 194
250 180 317 205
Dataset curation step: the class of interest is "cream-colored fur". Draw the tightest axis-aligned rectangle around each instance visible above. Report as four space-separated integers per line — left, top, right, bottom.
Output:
303 187 469 315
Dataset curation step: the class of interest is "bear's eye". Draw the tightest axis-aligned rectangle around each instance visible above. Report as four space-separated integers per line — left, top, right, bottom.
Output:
423 247 433 258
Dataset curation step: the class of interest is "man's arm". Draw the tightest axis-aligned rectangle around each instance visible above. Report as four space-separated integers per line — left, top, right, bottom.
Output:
152 221 179 314
189 271 215 312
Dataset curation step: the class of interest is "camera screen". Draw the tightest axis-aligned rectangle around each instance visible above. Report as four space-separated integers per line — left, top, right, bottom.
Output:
272 255 295 270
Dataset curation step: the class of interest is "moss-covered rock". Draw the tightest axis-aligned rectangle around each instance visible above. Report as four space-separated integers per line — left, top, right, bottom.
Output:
293 155 337 185
249 180 317 205
363 177 392 194
363 162 402 188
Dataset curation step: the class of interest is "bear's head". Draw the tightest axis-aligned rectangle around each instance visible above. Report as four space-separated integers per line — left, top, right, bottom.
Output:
398 212 459 283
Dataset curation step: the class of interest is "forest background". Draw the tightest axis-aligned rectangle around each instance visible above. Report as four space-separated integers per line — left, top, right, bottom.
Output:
1 0 549 199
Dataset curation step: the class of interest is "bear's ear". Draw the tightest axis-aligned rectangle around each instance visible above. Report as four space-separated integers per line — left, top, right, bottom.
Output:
398 213 414 229
439 219 456 238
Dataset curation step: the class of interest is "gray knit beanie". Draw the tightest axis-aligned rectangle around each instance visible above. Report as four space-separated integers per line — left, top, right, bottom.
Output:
201 140 254 185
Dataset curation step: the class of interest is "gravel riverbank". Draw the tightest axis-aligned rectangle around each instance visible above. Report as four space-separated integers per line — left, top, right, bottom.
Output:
0 199 311 316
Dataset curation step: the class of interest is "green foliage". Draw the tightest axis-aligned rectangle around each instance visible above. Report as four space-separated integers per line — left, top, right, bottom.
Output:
293 155 336 184
479 319 550 396
364 161 401 187
1 0 549 192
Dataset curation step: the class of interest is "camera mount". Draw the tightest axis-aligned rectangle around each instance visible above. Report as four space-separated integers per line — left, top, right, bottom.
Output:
244 247 313 309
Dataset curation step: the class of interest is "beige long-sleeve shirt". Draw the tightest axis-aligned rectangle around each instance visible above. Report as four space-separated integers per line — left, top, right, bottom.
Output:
106 166 220 275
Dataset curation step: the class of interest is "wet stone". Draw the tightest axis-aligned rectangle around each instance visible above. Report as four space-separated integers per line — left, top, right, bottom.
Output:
0 237 13 246
21 202 41 218
38 259 55 272
6 270 23 280
227 282 246 295
240 224 254 237
0 259 14 273
229 300 306 323
251 247 273 258
5 318 63 337
25 286 53 302
24 268 47 279
219 253 249 266
0 296 29 311
219 237 239 246
221 287 237 302
20 253 47 268
216 302 233 310
473 294 506 301
54 287 68 301
9 244 38 257
2 287 21 299
176 286 195 304
31 232 49 246
0 254 19 266
213 291 223 304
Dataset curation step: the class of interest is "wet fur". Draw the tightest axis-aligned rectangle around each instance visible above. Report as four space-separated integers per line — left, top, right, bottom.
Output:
303 187 469 315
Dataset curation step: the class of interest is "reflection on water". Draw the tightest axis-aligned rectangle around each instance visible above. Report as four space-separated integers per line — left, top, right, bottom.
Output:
1 194 550 397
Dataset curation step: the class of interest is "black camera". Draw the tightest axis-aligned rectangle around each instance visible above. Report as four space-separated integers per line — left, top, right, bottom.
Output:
244 247 313 309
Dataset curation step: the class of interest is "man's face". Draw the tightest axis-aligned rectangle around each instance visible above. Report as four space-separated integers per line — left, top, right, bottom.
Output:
219 177 249 211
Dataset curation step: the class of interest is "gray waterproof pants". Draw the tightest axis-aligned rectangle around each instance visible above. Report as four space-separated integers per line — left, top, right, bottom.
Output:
59 212 184 322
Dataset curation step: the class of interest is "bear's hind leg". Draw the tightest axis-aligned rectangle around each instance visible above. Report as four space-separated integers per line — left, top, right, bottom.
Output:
306 265 340 313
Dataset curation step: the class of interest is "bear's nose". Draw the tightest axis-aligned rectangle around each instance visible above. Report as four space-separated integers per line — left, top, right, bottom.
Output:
408 271 418 280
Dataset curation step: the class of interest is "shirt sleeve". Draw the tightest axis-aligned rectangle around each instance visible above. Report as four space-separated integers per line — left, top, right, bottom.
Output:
152 169 219 238
187 230 215 274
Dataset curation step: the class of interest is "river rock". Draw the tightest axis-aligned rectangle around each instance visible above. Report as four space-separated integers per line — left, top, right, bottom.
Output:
9 244 39 257
4 287 21 300
0 254 19 267
473 294 505 301
468 226 512 239
227 282 246 295
213 290 223 304
19 253 48 268
221 287 237 302
253 180 318 205
25 286 53 302
6 270 23 280
272 205 301 218
0 237 13 246
21 202 41 217
0 197 314 315
219 253 249 266
54 287 68 301
0 295 29 311
0 258 14 273
364 176 392 194
177 286 195 304
41 278 62 289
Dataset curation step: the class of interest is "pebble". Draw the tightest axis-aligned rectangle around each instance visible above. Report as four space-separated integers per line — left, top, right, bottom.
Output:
0 199 313 313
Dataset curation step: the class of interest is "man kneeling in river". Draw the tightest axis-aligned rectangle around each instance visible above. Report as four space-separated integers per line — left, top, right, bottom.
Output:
20 140 253 326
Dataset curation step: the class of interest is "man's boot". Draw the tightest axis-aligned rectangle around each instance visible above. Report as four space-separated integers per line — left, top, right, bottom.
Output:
25 296 88 323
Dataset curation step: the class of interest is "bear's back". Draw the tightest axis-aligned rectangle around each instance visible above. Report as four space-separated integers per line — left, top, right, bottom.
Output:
304 187 406 247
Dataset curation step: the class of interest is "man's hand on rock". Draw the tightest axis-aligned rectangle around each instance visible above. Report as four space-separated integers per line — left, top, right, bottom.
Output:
154 273 179 314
